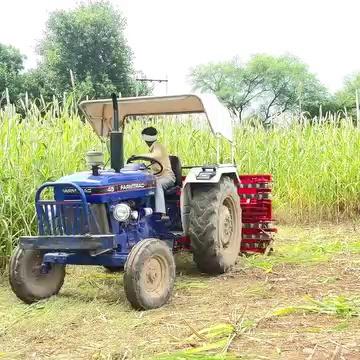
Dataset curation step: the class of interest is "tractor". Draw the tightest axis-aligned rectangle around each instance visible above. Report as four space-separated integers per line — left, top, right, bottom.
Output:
9 93 272 310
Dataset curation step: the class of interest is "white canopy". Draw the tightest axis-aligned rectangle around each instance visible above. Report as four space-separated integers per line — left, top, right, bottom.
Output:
79 93 233 142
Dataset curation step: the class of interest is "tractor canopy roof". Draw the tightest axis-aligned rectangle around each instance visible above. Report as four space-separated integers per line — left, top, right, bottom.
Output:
79 93 233 142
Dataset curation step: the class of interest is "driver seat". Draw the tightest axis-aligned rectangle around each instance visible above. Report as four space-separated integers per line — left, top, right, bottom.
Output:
165 155 182 195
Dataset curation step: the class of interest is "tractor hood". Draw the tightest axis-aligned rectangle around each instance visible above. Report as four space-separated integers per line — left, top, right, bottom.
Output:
56 168 156 203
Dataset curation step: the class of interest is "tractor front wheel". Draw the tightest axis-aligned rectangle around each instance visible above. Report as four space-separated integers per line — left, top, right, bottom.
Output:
123 239 175 310
9 246 65 304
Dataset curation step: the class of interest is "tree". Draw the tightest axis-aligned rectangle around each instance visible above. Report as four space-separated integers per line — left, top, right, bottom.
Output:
190 54 330 123
190 59 266 121
37 0 150 99
335 72 360 114
0 44 25 103
21 66 56 100
249 54 330 121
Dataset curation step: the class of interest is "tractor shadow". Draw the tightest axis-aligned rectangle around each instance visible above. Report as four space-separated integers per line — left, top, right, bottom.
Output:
174 252 208 276
60 266 128 305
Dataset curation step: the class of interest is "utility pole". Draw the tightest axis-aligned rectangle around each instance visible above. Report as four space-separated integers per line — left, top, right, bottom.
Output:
356 89 360 128
135 76 168 96
298 81 303 122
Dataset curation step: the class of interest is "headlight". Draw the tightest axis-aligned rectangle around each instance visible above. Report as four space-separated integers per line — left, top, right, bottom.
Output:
113 203 131 222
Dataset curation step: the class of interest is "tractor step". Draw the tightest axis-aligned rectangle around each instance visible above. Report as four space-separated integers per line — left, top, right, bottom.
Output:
19 235 116 251
42 251 128 266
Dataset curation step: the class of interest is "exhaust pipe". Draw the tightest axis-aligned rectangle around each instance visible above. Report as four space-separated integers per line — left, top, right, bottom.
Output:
110 93 124 172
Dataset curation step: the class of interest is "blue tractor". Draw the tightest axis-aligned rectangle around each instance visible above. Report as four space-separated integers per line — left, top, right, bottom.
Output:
9 94 242 309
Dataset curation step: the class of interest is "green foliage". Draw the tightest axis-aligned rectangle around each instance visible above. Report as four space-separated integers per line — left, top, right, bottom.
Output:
37 0 144 98
20 66 57 101
249 54 330 120
335 72 360 116
1 1 151 103
273 295 360 318
190 54 330 123
0 44 25 103
190 59 265 121
0 98 98 268
245 236 344 273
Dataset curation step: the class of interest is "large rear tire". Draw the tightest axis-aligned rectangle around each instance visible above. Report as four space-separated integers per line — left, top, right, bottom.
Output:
9 246 65 304
123 239 175 310
189 176 241 274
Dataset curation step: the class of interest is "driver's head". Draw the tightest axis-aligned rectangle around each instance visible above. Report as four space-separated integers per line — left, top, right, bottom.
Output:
141 127 158 147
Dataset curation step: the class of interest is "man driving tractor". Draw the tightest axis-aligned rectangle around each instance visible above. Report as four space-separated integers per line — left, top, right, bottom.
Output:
135 127 175 217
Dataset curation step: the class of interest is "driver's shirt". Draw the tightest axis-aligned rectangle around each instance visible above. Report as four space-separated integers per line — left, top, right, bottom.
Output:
141 142 175 179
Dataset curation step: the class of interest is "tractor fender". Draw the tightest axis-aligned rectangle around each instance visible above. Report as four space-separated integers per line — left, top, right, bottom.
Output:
180 165 240 236
183 165 239 185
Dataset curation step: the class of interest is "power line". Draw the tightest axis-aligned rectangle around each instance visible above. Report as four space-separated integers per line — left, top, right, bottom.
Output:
135 76 168 96
135 78 168 83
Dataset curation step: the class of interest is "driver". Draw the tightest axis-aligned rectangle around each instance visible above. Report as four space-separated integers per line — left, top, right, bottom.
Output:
138 127 175 217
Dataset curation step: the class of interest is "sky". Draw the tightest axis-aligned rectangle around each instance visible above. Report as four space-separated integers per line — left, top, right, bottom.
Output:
0 0 359 95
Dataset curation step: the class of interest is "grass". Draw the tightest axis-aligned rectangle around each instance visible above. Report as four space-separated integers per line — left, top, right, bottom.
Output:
1 225 360 359
244 225 360 272
273 295 360 318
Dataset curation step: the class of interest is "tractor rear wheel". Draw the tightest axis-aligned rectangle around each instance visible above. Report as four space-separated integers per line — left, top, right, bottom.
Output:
189 176 241 274
123 239 175 310
9 246 65 304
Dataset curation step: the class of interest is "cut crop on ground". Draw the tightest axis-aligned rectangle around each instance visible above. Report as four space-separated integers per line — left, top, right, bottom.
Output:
1 225 360 359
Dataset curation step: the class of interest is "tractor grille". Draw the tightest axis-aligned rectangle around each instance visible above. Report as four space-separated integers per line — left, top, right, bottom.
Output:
36 201 109 236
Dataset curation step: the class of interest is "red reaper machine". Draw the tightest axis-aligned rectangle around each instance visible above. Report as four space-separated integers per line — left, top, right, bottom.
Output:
9 94 276 310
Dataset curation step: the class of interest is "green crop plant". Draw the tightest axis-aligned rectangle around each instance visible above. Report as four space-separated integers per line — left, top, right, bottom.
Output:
1 95 360 269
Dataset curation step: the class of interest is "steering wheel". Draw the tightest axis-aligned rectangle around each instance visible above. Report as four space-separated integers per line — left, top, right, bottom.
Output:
127 155 163 176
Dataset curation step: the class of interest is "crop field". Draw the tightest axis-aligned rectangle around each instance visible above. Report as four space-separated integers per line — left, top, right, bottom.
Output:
1 224 360 359
1 100 360 266
1 100 360 359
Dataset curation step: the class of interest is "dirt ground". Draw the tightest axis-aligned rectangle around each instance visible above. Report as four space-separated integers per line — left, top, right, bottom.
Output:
1 224 360 360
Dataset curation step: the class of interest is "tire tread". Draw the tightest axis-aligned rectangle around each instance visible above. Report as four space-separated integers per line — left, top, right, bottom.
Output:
189 177 241 274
